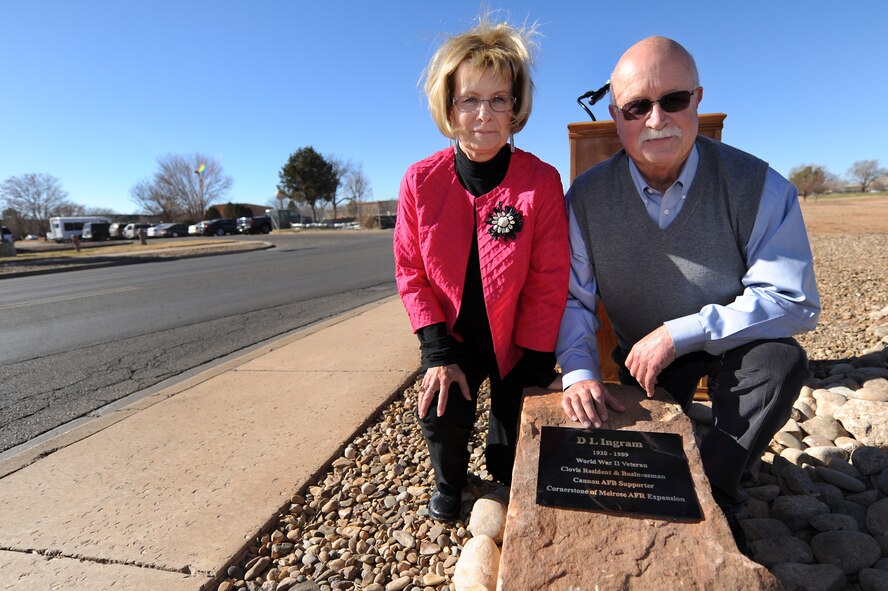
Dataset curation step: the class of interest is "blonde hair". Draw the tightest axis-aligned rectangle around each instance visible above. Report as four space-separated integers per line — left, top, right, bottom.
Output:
422 17 538 138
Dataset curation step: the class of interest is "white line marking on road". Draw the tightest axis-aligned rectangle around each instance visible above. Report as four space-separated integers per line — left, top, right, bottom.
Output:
0 286 140 310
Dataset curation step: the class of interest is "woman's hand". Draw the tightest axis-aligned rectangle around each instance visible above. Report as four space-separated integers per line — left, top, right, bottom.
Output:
418 364 470 419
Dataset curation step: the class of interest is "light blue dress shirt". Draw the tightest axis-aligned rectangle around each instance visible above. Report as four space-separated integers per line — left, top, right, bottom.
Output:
557 145 821 387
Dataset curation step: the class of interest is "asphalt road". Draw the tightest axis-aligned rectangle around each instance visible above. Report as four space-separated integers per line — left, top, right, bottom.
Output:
0 231 398 453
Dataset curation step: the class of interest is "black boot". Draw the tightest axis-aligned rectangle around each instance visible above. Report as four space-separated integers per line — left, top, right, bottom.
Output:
428 487 461 521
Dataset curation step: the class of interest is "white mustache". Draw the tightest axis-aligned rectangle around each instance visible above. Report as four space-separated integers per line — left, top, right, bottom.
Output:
638 127 682 142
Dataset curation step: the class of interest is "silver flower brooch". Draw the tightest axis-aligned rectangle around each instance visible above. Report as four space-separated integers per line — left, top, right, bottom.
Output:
485 202 523 241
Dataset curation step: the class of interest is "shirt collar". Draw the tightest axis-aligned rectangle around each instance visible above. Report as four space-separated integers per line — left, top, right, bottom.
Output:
628 144 700 197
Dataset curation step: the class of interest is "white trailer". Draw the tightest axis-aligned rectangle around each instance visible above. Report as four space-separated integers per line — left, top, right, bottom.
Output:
46 216 112 242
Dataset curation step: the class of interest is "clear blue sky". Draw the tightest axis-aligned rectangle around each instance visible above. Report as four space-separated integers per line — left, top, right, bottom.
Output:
2 1 886 214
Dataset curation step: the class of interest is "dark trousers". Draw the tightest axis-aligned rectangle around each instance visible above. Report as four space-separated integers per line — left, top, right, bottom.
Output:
419 338 530 496
614 338 810 504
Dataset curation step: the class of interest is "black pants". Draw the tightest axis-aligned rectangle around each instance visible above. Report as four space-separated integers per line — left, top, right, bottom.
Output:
615 338 809 504
419 337 530 496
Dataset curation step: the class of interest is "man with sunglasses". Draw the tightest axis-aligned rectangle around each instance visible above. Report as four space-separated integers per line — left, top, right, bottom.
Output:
556 37 820 524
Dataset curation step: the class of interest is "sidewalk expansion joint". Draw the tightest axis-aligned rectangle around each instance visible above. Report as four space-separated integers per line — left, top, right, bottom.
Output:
0 544 211 577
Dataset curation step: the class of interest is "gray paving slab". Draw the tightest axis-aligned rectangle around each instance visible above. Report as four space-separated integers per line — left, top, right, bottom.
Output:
0 296 419 587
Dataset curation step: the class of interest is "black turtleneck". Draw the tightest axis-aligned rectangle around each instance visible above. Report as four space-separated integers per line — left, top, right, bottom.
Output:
417 144 557 387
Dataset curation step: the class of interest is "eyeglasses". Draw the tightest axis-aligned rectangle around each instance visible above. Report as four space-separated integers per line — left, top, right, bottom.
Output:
452 95 516 113
617 88 699 121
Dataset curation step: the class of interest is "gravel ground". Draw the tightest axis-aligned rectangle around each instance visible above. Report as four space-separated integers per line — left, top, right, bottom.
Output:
221 231 888 591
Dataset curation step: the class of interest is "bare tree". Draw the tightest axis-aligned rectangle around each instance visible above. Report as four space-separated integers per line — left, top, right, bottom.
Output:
0 173 70 236
327 156 352 220
847 160 887 193
343 164 372 217
131 153 233 222
789 164 829 200
131 178 179 221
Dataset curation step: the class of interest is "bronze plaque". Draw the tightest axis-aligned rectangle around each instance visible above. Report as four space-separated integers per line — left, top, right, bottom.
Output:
536 426 701 520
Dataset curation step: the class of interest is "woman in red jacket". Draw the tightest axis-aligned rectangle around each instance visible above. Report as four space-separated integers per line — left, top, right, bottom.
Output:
393 17 569 521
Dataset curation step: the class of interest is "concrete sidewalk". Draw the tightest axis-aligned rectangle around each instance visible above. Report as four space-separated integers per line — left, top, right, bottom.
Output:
0 296 418 590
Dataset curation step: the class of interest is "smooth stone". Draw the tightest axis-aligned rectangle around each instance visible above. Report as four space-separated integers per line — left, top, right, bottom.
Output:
391 530 415 550
805 446 849 466
813 390 848 416
453 534 499 591
848 387 888 402
771 563 846 591
467 495 507 543
834 436 862 453
826 385 856 396
423 573 447 586
809 513 859 532
740 517 792 541
846 489 882 508
812 482 845 509
862 377 888 395
875 557 888 571
823 458 863 479
771 495 830 531
749 535 813 568
384 576 411 591
852 446 888 476
745 484 782 503
803 435 835 448
800 415 851 441
244 556 271 580
834 500 869 531
880 469 888 495
794 400 816 422
780 462 820 496
746 497 770 519
811 530 882 574
780 448 814 467
859 568 888 591
781 417 802 435
866 498 888 537
774 431 804 450
814 466 866 492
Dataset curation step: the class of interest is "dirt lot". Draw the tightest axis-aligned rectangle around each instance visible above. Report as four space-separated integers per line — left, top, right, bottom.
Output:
800 194 888 234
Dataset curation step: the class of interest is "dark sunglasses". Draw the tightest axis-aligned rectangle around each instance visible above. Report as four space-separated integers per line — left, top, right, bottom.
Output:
617 88 699 121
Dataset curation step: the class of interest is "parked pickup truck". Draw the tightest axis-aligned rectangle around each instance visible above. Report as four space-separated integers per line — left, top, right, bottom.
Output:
237 216 272 234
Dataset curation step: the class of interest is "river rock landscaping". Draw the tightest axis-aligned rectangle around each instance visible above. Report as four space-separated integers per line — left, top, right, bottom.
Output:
223 232 888 591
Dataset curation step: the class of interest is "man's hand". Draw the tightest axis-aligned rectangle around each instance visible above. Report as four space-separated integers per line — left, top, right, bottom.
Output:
418 363 471 419
625 325 676 398
562 380 626 429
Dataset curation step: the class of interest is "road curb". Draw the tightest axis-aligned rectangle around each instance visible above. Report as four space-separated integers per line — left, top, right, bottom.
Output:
0 242 275 280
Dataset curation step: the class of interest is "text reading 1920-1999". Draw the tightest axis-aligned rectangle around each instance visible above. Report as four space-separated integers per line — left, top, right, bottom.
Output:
536 426 701 520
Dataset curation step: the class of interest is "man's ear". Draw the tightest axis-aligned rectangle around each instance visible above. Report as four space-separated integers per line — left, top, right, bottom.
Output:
608 104 618 121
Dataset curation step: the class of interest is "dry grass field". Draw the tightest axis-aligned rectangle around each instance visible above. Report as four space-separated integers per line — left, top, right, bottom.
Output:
799 193 888 234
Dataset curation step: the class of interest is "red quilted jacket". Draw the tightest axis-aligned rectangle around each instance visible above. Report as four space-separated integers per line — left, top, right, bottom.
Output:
394 147 570 378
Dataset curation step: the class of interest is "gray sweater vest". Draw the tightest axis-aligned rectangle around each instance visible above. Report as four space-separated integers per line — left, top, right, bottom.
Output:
571 136 769 350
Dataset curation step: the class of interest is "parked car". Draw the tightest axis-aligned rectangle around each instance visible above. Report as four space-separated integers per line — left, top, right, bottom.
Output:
123 223 153 239
81 221 112 241
1 226 14 244
237 216 272 234
25 234 40 240
200 218 238 236
148 223 189 238
188 222 205 236
109 222 130 239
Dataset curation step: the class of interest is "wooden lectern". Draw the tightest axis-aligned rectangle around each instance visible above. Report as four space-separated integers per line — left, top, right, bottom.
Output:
567 113 727 384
